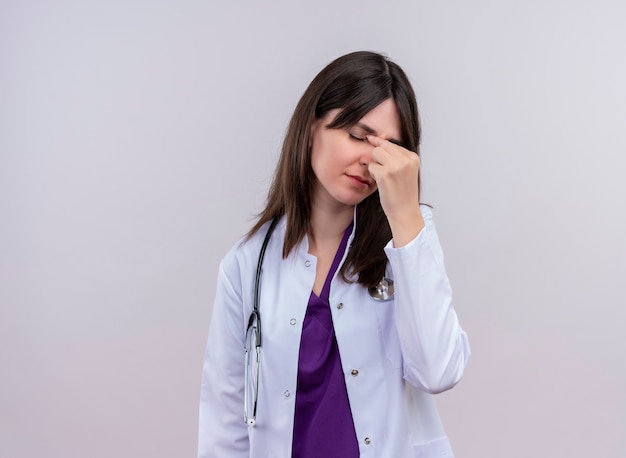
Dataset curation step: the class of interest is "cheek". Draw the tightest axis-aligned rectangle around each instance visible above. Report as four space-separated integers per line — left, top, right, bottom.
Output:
309 148 323 178
310 140 336 174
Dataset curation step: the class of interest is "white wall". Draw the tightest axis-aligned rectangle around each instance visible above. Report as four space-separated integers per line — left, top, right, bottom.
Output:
1 1 625 456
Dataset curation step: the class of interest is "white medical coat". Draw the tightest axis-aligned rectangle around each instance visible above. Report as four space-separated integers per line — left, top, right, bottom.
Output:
199 206 470 457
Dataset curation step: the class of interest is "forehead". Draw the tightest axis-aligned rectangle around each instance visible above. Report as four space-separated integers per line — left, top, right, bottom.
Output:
356 99 402 141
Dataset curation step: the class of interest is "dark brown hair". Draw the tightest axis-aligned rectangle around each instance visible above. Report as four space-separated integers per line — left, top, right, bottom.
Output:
248 51 421 288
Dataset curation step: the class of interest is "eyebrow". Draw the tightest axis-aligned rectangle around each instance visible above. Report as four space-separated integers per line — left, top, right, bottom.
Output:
354 122 403 146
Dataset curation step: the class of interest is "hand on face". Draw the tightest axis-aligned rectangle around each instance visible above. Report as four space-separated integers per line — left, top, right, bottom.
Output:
366 135 425 246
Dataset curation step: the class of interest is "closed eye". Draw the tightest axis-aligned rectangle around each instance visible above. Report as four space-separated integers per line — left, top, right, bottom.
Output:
348 132 366 142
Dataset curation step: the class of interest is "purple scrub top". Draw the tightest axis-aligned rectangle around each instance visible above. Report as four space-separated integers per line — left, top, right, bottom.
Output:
291 223 359 457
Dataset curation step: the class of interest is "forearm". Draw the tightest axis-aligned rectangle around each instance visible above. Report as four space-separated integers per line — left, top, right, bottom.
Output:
384 210 470 393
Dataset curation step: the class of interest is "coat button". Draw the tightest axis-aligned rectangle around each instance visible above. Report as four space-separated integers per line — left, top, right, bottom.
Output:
351 369 359 377
364 437 371 445
337 302 344 309
304 260 311 267
283 390 291 398
289 318 296 325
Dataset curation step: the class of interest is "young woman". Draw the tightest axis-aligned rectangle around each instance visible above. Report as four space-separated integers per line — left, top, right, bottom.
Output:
198 51 470 458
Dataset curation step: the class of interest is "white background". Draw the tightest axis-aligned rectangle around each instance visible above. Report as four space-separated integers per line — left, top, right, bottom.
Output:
1 1 625 456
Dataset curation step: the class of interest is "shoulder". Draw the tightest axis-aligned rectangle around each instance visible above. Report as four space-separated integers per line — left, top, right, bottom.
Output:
220 217 286 277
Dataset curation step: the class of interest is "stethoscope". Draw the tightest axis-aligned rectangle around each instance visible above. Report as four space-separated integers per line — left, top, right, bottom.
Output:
243 218 394 426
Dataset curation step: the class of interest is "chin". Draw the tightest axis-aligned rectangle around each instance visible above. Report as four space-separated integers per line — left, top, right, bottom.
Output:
336 194 370 207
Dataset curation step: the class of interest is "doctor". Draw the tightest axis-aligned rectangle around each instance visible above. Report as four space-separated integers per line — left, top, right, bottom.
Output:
199 51 470 458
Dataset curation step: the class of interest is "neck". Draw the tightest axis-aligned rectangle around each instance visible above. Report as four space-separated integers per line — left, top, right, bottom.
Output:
308 200 354 252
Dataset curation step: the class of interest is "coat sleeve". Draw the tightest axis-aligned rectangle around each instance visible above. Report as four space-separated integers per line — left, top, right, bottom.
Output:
198 257 250 457
384 206 470 394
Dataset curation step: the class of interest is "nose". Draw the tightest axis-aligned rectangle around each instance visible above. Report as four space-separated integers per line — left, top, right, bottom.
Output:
359 144 375 167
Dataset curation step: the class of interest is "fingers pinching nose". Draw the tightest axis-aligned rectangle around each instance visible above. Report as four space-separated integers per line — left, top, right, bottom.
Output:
366 135 380 146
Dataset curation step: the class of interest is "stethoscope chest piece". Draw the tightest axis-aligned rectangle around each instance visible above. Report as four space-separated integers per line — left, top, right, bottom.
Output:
368 277 394 301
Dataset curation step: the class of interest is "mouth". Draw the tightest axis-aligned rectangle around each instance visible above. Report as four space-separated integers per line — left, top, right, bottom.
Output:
346 174 373 187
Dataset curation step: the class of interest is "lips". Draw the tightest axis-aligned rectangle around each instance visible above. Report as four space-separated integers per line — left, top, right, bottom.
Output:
346 174 372 187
